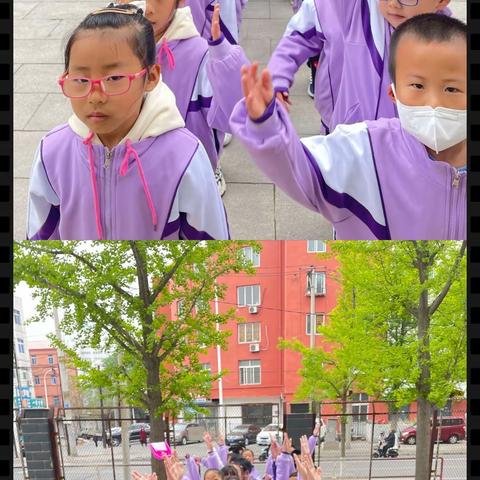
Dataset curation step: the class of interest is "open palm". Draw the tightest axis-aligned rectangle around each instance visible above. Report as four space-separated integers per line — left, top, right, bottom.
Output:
241 63 274 120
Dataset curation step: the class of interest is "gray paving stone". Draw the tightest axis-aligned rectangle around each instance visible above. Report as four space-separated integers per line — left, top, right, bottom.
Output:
14 131 47 179
242 38 271 64
14 93 47 130
222 184 275 239
14 2 38 19
222 138 271 184
242 19 287 40
288 95 323 136
274 187 333 240
14 39 64 64
14 64 63 94
14 178 29 241
25 1 106 20
269 2 293 20
24 94 72 131
14 19 60 40
243 2 270 19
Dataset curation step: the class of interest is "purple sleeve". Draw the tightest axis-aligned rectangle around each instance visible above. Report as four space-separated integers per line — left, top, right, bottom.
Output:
275 453 294 480
308 435 317 454
218 445 228 464
265 456 274 477
201 457 210 469
207 36 250 134
186 457 201 480
267 0 325 92
206 450 224 470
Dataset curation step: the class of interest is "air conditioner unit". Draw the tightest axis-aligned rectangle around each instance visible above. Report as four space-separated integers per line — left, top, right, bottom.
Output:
249 343 260 353
248 306 258 314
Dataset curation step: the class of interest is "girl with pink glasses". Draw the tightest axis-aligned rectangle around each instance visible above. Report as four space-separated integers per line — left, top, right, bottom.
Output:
26 3 229 240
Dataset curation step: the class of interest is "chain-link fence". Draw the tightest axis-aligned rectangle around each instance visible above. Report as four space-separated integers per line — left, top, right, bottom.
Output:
13 402 465 480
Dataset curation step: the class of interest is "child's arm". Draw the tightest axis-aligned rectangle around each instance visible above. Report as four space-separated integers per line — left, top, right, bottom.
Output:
171 140 230 240
267 0 325 95
308 435 317 454
230 65 388 238
27 144 61 240
206 0 239 44
185 456 201 480
206 3 250 132
275 453 294 480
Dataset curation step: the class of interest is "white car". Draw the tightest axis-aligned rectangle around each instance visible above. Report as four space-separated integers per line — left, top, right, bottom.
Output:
256 424 284 446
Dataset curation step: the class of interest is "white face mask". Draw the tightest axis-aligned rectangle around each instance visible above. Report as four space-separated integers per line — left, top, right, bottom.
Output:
391 84 466 154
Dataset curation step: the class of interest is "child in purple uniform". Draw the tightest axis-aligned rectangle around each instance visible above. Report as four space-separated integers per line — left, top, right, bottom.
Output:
27 4 229 240
268 0 452 134
231 14 466 240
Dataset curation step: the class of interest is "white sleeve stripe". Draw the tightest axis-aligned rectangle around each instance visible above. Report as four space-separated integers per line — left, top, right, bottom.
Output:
285 0 322 37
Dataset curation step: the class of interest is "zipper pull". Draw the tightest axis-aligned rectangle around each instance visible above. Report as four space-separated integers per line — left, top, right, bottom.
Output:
452 171 460 188
104 148 113 169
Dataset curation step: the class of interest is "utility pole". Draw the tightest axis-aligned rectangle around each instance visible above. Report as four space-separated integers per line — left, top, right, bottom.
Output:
214 282 225 437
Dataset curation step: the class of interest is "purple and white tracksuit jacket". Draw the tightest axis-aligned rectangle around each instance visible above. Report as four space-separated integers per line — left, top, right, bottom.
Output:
230 99 466 240
185 0 239 44
27 125 230 240
268 0 451 134
157 36 232 169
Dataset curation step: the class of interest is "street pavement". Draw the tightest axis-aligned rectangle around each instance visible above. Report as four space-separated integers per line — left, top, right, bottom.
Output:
13 0 467 240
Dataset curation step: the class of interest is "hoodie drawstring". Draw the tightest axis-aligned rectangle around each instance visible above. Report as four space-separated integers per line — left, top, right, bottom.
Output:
83 132 103 240
120 140 158 231
157 38 175 70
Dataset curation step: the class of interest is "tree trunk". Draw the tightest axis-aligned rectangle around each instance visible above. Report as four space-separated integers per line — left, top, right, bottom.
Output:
415 244 433 480
147 359 167 480
340 396 347 457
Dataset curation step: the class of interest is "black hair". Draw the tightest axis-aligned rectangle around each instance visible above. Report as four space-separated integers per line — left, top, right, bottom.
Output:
230 457 253 474
228 445 245 455
388 13 466 85
221 465 240 480
64 3 156 71
204 469 222 480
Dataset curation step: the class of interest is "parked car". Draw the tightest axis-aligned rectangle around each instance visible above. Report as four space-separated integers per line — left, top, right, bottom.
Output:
169 423 204 445
256 424 284 446
226 424 262 446
400 417 465 445
109 423 151 446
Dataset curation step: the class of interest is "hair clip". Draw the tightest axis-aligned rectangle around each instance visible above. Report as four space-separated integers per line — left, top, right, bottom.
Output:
91 7 138 15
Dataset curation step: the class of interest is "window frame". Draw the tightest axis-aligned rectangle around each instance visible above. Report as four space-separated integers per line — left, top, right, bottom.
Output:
305 313 325 335
238 322 261 344
34 376 40 385
307 271 326 296
307 240 326 253
237 285 261 307
47 355 54 365
51 375 57 385
239 360 261 385
17 338 25 354
31 356 37 365
240 247 260 267
14 309 21 325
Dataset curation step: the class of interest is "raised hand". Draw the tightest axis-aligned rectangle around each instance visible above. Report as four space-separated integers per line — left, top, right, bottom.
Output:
282 433 294 454
164 453 185 480
211 3 221 41
217 434 225 446
313 423 321 437
270 435 280 460
132 472 157 480
203 431 214 452
300 435 309 457
241 63 275 121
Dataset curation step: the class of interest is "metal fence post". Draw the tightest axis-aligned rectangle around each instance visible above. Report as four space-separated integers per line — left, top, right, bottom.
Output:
368 403 376 480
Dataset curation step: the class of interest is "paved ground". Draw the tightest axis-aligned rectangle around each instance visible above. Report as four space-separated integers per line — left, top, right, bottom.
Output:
13 0 467 240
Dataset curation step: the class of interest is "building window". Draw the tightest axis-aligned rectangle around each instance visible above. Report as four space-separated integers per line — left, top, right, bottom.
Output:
237 285 261 307
238 322 261 343
291 403 310 413
31 356 37 365
177 300 185 318
240 247 260 267
306 313 324 335
201 363 211 372
48 355 54 365
34 376 40 385
53 396 60 407
51 375 57 385
17 338 25 354
307 241 326 253
14 309 21 325
307 272 326 295
239 360 261 385
22 371 28 381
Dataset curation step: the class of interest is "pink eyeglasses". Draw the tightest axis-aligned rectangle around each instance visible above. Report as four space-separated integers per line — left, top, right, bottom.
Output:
58 68 147 98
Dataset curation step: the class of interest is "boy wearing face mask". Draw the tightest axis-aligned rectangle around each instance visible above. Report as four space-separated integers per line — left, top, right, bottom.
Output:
230 14 466 240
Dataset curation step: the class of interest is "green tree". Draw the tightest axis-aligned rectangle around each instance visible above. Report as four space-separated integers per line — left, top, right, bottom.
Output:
329 241 466 480
14 241 256 478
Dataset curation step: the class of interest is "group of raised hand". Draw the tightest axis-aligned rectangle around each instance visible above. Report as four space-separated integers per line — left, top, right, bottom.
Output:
293 435 322 480
132 451 186 480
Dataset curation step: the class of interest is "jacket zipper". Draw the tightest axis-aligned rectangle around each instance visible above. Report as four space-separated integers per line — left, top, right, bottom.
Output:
450 169 461 239
103 147 114 238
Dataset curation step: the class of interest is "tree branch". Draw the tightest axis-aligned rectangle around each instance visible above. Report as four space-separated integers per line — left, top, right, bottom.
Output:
428 241 466 315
